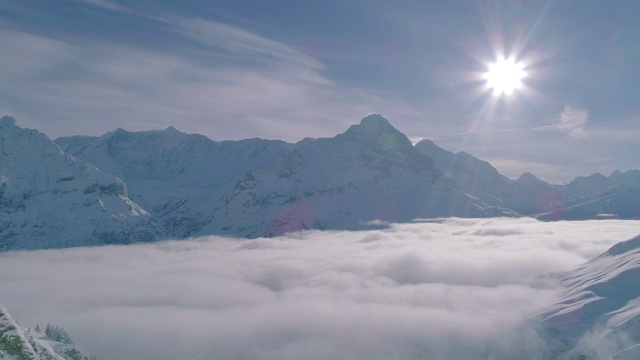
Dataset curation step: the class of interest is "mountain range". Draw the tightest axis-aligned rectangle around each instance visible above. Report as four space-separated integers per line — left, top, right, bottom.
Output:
2 114 639 250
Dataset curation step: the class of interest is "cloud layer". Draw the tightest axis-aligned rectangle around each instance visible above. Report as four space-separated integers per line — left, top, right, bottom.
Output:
1 218 639 359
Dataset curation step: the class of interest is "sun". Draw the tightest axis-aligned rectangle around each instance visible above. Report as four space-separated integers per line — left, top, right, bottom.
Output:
483 57 526 96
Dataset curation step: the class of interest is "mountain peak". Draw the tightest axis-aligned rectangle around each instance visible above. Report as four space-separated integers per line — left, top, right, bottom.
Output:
345 114 401 139
359 114 392 129
0 116 16 127
517 172 546 184
415 138 455 159
341 114 417 153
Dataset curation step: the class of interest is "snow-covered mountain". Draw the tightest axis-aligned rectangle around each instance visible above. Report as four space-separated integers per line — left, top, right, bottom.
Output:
58 115 507 239
542 234 640 359
0 116 163 250
0 304 96 360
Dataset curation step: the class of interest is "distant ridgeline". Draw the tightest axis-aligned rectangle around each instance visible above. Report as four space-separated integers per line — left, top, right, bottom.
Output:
0 304 99 360
1 114 639 250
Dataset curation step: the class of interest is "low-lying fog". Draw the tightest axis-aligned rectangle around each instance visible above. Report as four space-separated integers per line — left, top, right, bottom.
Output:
2 218 640 360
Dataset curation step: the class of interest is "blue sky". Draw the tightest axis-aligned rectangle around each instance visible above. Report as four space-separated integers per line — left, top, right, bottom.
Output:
1 0 639 181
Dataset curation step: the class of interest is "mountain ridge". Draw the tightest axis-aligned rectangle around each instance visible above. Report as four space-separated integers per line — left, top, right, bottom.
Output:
0 114 638 250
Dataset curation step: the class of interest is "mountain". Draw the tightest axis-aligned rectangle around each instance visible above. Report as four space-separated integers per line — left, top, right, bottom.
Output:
0 304 97 360
0 116 163 250
59 115 505 239
2 113 638 250
541 234 640 359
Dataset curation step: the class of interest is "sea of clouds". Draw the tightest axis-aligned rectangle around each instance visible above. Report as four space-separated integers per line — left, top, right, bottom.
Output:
1 217 640 360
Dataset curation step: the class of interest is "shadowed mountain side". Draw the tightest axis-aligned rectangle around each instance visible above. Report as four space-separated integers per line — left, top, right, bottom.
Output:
415 139 563 217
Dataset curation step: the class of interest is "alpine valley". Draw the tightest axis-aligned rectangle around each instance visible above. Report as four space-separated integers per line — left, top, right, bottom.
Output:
2 114 639 250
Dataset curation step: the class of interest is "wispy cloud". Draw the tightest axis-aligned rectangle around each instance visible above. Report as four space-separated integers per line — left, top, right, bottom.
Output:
0 22 416 141
558 105 589 137
68 0 321 72
164 16 324 71
1 218 639 359
71 0 129 12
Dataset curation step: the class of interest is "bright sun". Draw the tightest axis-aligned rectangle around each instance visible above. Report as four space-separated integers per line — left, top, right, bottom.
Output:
483 57 525 96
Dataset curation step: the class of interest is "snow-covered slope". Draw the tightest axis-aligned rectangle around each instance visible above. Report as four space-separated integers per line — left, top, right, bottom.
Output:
0 116 163 250
542 234 640 359
0 304 95 360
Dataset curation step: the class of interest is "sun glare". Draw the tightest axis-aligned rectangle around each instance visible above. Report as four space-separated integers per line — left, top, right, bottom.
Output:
484 57 525 96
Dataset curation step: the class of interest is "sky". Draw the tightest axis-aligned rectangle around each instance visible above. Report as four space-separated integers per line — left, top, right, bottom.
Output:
2 218 640 359
1 0 639 181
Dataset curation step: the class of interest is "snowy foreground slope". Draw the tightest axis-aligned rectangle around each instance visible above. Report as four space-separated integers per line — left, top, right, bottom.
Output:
0 304 94 360
0 116 163 250
542 234 640 359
